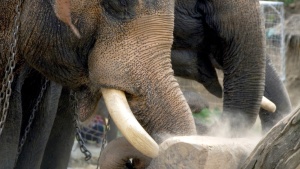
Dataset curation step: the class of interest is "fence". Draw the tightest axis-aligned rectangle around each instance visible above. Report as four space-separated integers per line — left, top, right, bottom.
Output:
260 1 286 81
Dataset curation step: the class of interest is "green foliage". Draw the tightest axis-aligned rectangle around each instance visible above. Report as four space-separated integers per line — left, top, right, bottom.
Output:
193 108 221 126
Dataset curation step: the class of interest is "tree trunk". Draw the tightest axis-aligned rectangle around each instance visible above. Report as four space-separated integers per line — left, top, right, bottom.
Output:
147 136 258 169
242 107 300 169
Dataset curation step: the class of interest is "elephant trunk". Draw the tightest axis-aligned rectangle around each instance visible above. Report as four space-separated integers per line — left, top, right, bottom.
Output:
201 0 266 135
132 69 197 142
222 0 266 135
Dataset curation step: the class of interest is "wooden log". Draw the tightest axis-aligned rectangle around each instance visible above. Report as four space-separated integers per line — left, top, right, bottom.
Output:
147 136 259 169
241 107 300 169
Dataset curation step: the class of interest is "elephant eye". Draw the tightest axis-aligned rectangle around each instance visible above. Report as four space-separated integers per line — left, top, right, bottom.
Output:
101 0 138 20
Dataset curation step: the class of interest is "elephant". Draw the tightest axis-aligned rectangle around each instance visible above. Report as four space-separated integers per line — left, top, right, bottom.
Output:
98 0 271 168
0 0 197 168
170 0 292 135
170 0 266 136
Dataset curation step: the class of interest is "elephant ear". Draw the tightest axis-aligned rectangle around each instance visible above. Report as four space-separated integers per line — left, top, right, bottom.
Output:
54 0 81 38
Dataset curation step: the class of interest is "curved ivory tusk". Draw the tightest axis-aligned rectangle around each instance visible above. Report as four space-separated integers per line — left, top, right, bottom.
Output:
261 96 276 113
101 88 159 158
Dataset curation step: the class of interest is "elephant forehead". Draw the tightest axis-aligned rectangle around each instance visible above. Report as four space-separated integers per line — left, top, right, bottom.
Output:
100 0 174 21
101 0 138 20
69 0 174 23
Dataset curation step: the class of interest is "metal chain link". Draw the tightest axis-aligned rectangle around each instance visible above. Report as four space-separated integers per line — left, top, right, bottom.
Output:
101 116 110 153
96 115 111 169
70 91 92 161
0 0 24 137
14 78 49 166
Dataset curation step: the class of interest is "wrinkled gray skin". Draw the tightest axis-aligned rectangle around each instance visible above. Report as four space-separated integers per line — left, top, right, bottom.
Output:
0 0 197 169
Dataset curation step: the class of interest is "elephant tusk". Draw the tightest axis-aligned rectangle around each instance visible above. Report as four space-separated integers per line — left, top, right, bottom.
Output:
101 88 159 158
261 96 276 113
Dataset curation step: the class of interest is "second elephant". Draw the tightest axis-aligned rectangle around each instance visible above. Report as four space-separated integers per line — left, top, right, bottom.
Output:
171 0 291 135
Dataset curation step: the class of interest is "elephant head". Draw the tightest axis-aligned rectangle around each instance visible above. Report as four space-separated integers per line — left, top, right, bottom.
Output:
1 0 197 166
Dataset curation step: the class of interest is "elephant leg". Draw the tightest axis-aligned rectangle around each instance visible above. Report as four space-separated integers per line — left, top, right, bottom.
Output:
259 56 292 133
15 72 62 169
0 66 27 169
41 88 75 169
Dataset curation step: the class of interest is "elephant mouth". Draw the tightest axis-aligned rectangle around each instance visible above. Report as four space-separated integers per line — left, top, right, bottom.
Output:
101 87 159 158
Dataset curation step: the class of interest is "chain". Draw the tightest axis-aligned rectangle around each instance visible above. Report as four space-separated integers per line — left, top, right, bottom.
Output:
100 115 110 153
14 78 49 166
70 91 92 161
0 0 24 137
96 115 111 169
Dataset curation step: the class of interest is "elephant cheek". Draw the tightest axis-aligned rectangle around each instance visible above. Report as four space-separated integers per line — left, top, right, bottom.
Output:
87 14 175 91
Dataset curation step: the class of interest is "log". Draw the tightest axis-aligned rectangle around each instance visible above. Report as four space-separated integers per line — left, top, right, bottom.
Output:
147 136 259 169
241 107 300 169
